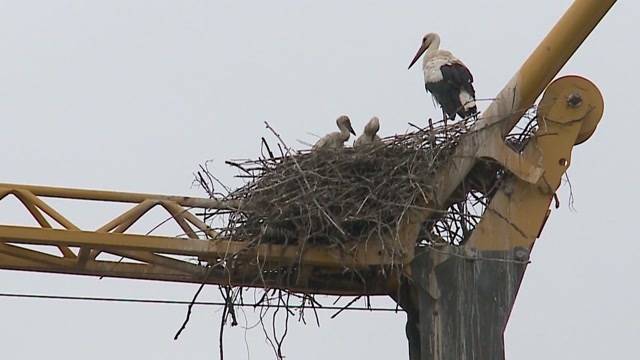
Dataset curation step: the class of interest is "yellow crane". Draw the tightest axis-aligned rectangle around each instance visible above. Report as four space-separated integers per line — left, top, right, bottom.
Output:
0 1 616 358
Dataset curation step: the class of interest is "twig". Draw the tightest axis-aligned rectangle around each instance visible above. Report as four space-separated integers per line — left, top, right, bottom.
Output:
174 265 214 340
330 296 361 319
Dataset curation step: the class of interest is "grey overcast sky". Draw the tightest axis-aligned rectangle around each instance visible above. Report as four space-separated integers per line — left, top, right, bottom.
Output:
0 1 635 359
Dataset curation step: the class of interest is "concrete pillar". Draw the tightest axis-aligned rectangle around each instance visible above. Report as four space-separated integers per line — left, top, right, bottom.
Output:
398 247 529 359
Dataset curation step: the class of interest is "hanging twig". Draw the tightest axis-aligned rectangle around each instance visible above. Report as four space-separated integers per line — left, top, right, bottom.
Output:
174 265 214 340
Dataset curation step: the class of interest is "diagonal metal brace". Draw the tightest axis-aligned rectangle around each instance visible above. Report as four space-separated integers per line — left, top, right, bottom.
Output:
476 135 544 184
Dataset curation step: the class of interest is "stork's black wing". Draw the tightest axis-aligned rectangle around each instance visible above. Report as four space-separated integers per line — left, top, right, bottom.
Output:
440 62 475 97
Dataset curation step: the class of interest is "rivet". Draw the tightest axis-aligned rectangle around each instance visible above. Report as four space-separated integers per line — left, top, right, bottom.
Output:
567 93 583 108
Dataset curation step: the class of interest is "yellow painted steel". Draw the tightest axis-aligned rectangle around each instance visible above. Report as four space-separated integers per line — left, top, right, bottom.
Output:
467 76 604 251
0 0 615 295
0 75 604 290
0 247 393 296
0 182 396 295
0 182 234 209
478 0 616 136
404 0 616 257
511 0 614 134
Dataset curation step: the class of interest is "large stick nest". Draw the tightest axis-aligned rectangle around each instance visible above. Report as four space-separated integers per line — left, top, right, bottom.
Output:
212 117 485 255
199 110 538 262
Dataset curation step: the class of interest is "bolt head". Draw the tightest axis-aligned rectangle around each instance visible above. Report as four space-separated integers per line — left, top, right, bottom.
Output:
514 247 530 261
567 93 583 108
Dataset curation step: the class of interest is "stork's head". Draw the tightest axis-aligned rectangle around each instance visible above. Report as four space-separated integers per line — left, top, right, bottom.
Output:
408 33 440 69
364 116 380 136
336 115 356 136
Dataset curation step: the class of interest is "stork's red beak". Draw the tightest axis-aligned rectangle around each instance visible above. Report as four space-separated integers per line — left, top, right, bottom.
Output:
408 43 428 69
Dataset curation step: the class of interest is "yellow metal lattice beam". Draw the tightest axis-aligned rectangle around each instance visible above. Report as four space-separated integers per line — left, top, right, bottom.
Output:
0 0 615 295
0 182 396 295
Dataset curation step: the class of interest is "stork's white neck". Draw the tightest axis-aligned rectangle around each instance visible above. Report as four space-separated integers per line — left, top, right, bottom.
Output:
422 34 441 66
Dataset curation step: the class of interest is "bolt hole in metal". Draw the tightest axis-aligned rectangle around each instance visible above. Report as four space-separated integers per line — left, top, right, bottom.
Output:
567 92 583 108
558 158 569 166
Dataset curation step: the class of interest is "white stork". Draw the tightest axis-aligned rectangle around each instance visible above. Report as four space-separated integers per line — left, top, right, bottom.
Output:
408 33 477 120
312 115 356 150
354 116 383 149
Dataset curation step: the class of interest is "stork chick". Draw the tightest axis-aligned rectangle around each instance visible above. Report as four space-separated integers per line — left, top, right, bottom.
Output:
408 32 477 120
354 116 383 149
312 115 356 150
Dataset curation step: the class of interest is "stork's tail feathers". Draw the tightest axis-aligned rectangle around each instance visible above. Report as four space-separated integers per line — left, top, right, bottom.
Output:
457 89 476 117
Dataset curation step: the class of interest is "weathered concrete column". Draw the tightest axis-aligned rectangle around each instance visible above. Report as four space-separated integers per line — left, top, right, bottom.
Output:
403 247 528 359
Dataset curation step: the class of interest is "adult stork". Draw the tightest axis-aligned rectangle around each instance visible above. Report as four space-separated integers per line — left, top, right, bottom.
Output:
408 32 477 120
312 115 356 150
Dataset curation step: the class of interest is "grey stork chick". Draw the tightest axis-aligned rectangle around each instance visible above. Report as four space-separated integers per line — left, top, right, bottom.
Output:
353 116 383 149
312 115 356 150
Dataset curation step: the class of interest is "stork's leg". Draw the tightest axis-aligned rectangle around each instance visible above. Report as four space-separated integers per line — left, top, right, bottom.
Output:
443 109 449 137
